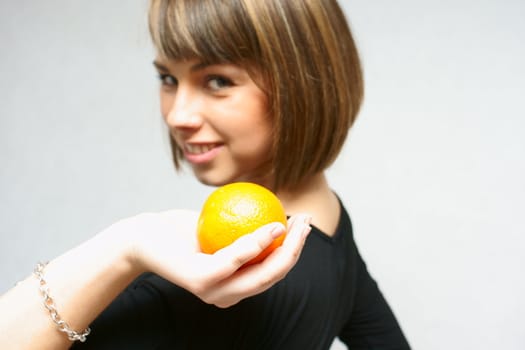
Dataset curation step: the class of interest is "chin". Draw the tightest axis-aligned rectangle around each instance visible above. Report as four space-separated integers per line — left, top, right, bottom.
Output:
191 164 270 188
193 171 236 188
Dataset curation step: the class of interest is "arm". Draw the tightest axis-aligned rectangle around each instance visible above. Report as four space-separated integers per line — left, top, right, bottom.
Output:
0 210 311 350
339 249 411 349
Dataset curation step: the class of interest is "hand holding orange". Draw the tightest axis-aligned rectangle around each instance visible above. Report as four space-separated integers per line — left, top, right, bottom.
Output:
197 182 287 265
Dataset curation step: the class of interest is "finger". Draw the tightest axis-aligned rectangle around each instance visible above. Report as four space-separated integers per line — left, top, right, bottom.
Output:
282 213 312 251
163 221 286 297
213 222 286 269
187 222 285 295
255 213 312 276
203 214 312 306
206 215 312 307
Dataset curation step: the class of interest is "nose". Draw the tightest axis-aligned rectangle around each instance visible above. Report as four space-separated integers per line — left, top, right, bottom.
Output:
164 86 204 130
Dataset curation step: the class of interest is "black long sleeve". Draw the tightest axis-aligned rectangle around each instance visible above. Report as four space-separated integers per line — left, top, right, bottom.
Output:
73 200 409 349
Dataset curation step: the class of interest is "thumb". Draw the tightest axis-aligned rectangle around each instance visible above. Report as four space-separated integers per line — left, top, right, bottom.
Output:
213 222 286 269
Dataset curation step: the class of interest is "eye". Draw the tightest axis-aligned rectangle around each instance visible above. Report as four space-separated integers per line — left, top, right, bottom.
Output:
206 75 233 91
158 74 177 87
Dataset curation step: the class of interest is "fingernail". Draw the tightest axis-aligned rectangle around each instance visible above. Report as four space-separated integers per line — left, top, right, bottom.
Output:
303 215 312 225
302 225 312 239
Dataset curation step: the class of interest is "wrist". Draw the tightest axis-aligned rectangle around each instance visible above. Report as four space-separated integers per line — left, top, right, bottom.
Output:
98 220 148 278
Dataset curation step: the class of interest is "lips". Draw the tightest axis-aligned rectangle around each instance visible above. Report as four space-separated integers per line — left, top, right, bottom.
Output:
182 143 223 164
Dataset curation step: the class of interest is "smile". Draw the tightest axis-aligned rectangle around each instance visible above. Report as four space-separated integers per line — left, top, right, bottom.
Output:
183 143 223 164
184 143 220 155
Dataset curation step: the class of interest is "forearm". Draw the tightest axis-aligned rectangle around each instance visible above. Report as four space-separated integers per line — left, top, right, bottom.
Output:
0 211 310 349
0 227 141 350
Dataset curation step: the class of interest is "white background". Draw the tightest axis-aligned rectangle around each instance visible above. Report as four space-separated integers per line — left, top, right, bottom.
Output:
1 1 524 349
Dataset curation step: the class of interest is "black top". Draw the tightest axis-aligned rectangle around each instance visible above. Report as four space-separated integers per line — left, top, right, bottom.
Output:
73 202 410 349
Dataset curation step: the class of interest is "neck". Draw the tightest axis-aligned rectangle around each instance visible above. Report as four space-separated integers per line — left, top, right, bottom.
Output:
275 173 340 236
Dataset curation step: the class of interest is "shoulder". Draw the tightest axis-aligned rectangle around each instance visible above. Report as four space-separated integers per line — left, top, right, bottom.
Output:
308 193 354 241
303 190 342 237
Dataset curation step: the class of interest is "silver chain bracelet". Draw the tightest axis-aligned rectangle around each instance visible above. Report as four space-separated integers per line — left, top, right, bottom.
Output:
34 262 91 342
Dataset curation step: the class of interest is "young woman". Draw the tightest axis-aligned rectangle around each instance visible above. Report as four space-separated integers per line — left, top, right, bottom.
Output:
0 0 410 349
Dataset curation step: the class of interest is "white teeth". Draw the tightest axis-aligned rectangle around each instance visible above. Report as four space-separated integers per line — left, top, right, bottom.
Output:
185 144 215 154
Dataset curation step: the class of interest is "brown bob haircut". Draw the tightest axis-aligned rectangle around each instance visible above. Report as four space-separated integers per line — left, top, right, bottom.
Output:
149 0 363 190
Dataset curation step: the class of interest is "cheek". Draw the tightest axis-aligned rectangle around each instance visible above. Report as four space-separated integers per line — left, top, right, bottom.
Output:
235 118 273 154
159 92 173 121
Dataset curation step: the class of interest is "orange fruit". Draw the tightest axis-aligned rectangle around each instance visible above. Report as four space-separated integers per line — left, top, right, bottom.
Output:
197 182 287 265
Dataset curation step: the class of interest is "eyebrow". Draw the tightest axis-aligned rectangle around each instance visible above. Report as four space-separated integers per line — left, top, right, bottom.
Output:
152 61 168 72
152 60 213 73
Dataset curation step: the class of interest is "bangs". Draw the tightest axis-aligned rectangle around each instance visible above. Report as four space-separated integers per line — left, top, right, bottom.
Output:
149 0 260 64
149 0 363 190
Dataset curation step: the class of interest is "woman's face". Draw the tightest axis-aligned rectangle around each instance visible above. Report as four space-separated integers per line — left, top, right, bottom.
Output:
154 58 273 187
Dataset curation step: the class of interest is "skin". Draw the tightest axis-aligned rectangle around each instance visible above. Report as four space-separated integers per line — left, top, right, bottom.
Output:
154 57 340 235
0 58 341 349
0 211 311 349
154 58 273 187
